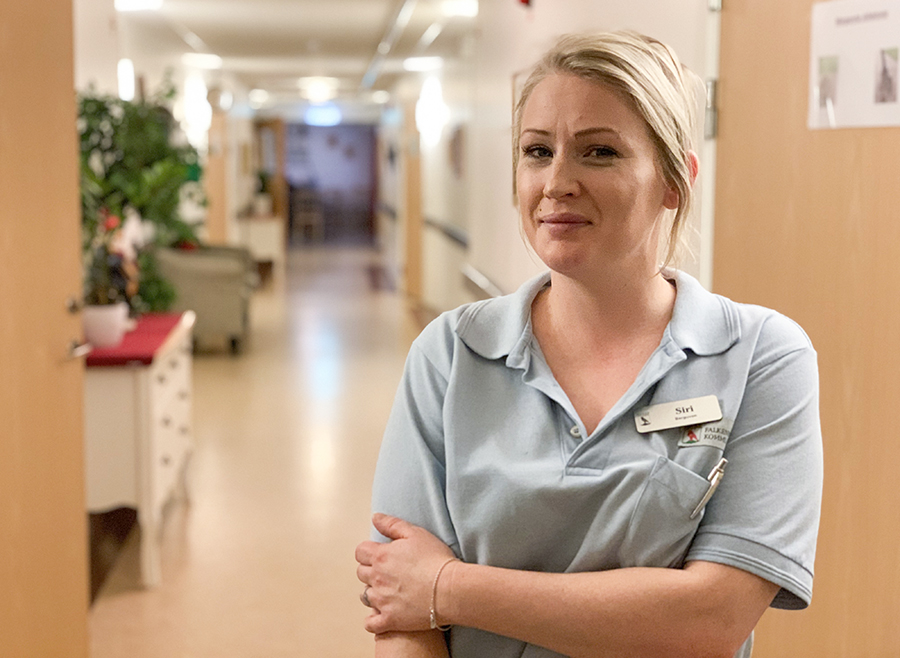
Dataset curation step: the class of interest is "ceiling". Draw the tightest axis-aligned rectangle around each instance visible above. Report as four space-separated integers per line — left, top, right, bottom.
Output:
118 0 479 107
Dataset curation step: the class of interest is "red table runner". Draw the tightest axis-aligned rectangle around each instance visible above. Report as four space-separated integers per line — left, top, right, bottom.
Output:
86 313 184 367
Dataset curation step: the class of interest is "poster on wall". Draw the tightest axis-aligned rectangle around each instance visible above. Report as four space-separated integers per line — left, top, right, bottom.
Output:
809 0 900 128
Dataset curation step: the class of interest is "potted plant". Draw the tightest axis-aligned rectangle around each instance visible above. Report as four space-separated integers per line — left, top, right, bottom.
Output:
78 79 204 323
81 209 131 347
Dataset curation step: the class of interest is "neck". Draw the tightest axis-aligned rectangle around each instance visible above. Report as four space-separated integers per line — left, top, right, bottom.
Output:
537 264 675 348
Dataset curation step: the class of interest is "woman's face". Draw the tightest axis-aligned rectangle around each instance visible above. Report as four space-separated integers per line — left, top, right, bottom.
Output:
516 73 678 278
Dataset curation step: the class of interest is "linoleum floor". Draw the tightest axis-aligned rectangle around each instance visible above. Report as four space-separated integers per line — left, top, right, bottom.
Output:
89 246 422 657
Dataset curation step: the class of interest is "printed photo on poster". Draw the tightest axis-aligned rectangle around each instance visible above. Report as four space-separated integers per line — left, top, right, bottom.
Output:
809 0 900 128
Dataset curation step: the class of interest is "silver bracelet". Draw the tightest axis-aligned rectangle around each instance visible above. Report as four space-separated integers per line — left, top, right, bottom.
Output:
429 557 458 631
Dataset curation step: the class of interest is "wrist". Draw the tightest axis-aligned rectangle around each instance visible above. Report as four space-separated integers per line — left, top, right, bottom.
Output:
434 557 465 629
431 557 459 630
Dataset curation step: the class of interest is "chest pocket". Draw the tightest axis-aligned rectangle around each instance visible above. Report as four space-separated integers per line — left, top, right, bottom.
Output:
618 455 711 568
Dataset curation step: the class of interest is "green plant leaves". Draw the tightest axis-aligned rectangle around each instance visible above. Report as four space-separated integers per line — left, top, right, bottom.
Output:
78 89 203 312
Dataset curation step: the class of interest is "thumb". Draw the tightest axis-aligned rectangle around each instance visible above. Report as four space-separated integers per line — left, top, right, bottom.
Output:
372 513 413 540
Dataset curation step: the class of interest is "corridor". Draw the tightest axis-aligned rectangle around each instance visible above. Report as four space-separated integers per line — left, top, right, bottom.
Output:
89 246 422 657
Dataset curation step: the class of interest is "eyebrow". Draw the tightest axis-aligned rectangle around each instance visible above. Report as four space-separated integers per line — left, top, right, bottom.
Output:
520 127 621 138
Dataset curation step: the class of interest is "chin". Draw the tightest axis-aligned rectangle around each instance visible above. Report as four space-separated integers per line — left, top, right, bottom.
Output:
532 244 593 277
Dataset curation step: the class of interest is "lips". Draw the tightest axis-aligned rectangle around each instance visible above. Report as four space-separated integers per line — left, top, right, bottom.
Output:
538 212 590 226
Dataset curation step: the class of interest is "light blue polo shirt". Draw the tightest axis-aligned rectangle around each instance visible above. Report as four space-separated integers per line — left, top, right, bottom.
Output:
371 270 823 658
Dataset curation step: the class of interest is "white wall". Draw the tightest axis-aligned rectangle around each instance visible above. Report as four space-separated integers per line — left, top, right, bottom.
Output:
73 0 119 94
377 42 479 312
376 106 403 287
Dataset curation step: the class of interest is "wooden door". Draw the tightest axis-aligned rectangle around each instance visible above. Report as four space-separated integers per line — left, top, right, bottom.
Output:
715 1 900 655
0 0 90 655
402 101 423 301
205 109 229 243
256 118 289 220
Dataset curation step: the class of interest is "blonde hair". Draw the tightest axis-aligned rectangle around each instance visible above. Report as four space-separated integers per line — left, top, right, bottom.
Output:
513 31 702 268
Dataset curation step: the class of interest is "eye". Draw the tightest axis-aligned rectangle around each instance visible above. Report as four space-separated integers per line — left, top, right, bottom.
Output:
586 145 619 159
522 144 552 159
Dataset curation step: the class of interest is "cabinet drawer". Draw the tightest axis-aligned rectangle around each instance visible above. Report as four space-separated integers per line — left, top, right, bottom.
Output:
149 389 191 514
150 349 190 412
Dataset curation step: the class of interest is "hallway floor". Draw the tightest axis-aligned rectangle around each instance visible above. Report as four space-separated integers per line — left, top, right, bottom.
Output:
89 246 422 657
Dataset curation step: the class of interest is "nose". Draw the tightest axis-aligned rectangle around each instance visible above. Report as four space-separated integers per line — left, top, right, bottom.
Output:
543 157 579 199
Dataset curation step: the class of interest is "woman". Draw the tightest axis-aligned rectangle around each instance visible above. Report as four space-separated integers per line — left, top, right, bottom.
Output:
356 31 822 658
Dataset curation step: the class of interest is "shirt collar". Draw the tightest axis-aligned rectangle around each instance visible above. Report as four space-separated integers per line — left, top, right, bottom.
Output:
456 269 739 362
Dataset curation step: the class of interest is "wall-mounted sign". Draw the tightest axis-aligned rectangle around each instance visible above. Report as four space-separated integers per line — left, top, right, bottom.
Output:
809 0 900 128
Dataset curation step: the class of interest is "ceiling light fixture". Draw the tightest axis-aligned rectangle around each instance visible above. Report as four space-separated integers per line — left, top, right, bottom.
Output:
372 90 391 104
403 56 444 72
249 89 270 108
299 77 340 104
441 0 478 17
114 0 163 11
416 22 445 52
181 53 223 70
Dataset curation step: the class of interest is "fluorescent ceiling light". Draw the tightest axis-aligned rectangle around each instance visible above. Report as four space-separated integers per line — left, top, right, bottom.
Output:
441 0 478 17
299 76 340 104
181 53 222 69
115 0 163 11
403 56 444 72
372 90 391 104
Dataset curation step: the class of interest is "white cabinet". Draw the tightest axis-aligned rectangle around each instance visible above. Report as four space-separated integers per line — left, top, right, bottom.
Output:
84 312 195 587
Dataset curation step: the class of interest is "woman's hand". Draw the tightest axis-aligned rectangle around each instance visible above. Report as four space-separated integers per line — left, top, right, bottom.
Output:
356 513 457 634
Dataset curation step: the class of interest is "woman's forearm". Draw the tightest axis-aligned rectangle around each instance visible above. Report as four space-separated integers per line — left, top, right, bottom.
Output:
439 560 777 658
374 631 449 658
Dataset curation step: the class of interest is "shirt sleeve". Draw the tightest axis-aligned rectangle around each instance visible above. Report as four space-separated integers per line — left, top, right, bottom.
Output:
686 313 824 610
369 326 461 555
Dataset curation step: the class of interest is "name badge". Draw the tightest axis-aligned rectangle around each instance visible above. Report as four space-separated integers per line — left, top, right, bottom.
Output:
634 395 723 434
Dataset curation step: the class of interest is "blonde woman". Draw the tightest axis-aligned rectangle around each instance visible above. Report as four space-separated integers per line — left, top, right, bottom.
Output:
356 31 822 658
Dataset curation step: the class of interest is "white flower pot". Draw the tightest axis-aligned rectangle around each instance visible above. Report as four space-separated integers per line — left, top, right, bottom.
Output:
253 193 273 217
83 302 129 348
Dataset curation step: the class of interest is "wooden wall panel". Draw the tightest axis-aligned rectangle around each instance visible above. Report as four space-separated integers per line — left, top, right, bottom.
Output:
715 1 900 655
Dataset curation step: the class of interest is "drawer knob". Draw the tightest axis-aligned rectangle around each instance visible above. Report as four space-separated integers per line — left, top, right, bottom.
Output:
179 426 189 435
162 416 171 427
178 390 189 400
157 374 167 384
161 455 171 466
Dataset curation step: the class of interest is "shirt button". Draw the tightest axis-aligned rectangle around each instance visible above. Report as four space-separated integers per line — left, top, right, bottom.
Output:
569 425 582 438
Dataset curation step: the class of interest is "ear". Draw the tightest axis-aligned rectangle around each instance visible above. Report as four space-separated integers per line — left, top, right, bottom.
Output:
687 150 700 186
663 150 700 210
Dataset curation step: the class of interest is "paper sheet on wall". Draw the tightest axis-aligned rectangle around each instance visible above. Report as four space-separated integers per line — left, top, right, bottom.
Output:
809 0 900 128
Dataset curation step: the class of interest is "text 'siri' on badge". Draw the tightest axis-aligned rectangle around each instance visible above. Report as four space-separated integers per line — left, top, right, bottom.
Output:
633 395 723 434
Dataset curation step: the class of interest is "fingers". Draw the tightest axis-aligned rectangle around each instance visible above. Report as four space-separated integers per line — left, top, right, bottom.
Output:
356 563 373 585
355 540 380 565
364 611 391 635
372 512 412 540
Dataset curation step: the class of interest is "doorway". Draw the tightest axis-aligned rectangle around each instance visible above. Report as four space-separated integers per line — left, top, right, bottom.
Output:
285 123 377 245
